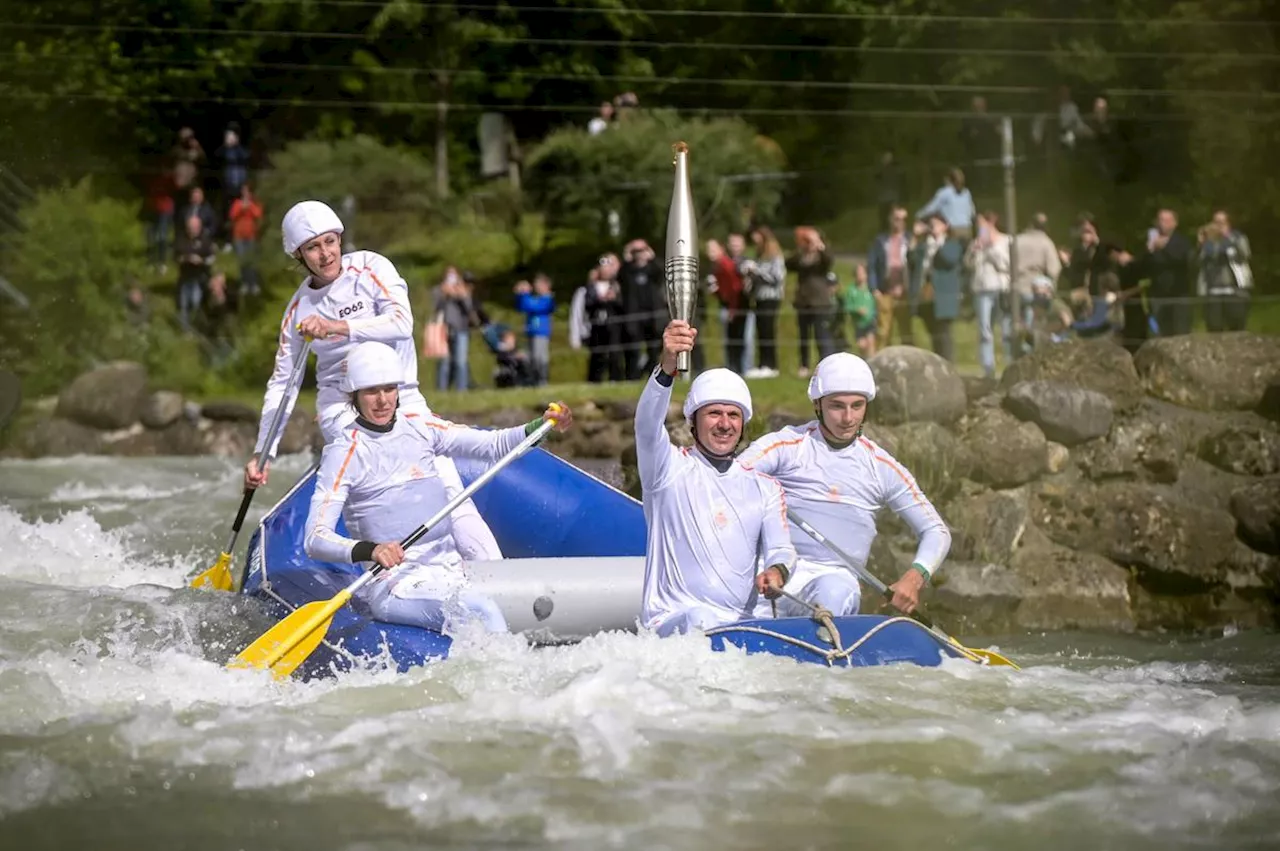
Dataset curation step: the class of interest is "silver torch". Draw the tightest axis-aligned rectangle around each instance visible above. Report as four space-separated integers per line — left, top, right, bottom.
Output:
664 141 699 374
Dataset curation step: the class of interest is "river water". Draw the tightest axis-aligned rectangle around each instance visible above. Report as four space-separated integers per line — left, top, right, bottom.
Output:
0 454 1277 850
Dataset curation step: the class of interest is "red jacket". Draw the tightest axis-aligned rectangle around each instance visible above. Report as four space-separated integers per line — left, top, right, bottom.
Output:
712 255 745 311
229 199 264 241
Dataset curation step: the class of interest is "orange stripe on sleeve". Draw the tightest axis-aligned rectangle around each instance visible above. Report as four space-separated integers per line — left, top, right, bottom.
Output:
739 432 808 470
871 450 925 506
368 271 392 298
331 433 359 491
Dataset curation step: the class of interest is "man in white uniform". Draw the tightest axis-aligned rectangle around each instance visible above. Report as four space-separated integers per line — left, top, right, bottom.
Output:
738 352 951 617
636 320 795 636
242 200 500 560
305 341 573 633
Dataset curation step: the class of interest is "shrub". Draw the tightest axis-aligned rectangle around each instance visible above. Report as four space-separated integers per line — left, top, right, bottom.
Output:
255 135 448 254
1 180 158 396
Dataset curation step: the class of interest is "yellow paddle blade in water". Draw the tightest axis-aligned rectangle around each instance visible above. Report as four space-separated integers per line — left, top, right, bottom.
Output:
191 552 235 592
227 591 352 680
950 638 1020 670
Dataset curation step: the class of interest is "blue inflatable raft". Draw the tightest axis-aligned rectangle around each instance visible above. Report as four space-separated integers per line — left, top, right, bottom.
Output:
239 448 968 678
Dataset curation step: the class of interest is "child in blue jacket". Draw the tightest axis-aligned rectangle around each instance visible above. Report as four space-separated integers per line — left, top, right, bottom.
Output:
514 274 555 385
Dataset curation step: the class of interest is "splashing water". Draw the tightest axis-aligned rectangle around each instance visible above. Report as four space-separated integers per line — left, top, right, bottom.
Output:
0 454 1277 850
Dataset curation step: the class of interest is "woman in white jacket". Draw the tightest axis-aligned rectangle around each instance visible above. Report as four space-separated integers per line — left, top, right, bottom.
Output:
966 211 1013 379
305 341 573 633
242 200 502 560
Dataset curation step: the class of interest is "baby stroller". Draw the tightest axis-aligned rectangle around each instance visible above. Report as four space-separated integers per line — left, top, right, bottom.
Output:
480 322 538 388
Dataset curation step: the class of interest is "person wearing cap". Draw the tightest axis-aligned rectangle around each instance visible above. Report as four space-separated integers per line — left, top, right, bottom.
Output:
243 200 503 561
635 319 796 636
305 341 574 633
738 352 951 616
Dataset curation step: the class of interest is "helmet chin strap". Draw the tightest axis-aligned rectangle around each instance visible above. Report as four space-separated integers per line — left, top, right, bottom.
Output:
353 395 400 433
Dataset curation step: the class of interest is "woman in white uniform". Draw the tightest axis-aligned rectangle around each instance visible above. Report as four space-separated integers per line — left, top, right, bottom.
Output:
242 200 500 559
304 341 573 633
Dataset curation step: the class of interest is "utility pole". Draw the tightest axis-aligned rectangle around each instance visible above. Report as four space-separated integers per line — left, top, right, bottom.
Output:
1002 116 1018 281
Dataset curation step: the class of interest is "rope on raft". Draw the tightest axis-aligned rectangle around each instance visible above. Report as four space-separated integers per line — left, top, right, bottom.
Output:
709 616 946 667
716 589 986 666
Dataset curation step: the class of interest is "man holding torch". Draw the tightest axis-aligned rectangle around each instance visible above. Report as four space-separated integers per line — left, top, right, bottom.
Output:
633 142 795 636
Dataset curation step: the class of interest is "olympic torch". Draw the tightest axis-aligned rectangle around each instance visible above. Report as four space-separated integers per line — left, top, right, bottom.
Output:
665 141 699 374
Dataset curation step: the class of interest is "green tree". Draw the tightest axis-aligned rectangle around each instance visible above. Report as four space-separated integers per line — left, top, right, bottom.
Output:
526 109 787 244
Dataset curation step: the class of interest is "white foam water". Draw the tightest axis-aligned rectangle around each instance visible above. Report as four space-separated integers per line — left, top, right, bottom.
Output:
0 455 1277 851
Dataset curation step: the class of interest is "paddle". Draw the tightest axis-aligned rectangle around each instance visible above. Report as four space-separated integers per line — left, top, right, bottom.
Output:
227 417 558 680
786 509 1020 669
191 339 315 592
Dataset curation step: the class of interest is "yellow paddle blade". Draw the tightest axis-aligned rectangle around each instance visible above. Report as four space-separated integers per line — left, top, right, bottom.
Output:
191 552 235 592
949 637 1020 670
227 591 352 680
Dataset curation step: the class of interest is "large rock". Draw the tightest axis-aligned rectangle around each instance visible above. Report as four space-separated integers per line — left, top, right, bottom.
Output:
140 390 184 430
1074 413 1183 483
558 419 628 459
930 532 1134 633
199 401 258 423
946 487 1029 563
1197 426 1280 477
878 421 971 504
277 408 322 457
958 408 1047 488
999 337 1142 408
1134 332 1280 412
1230 478 1280 555
13 417 104 457
1003 381 1114 446
55 361 148 430
1259 378 1280 423
1031 480 1244 588
1008 533 1135 631
867 346 967 425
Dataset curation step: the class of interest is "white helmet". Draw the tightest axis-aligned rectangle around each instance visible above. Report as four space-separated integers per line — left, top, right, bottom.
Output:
282 200 344 256
807 352 877 402
340 342 404 392
683 368 753 423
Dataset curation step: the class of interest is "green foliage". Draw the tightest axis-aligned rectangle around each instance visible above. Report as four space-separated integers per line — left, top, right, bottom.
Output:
526 110 788 242
255 135 447 254
2 182 133 393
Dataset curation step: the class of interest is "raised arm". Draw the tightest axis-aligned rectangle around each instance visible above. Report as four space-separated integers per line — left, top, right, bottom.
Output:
409 403 573 462
346 254 414 344
635 321 693 493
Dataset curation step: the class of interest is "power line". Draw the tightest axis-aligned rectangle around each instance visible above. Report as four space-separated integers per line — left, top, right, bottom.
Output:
7 53 1279 102
4 90 1275 122
2 22 1278 62
215 0 1279 28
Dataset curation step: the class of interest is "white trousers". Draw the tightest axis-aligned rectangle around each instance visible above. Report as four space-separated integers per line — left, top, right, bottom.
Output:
361 560 508 634
753 561 862 619
318 394 504 562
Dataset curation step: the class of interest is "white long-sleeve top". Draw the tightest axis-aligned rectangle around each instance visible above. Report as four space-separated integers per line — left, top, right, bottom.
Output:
255 250 421 458
635 371 796 629
304 412 527 570
738 423 951 580
966 233 1012 294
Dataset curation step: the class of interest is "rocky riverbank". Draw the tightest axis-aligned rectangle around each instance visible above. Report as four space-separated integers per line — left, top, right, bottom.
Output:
5 333 1279 633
